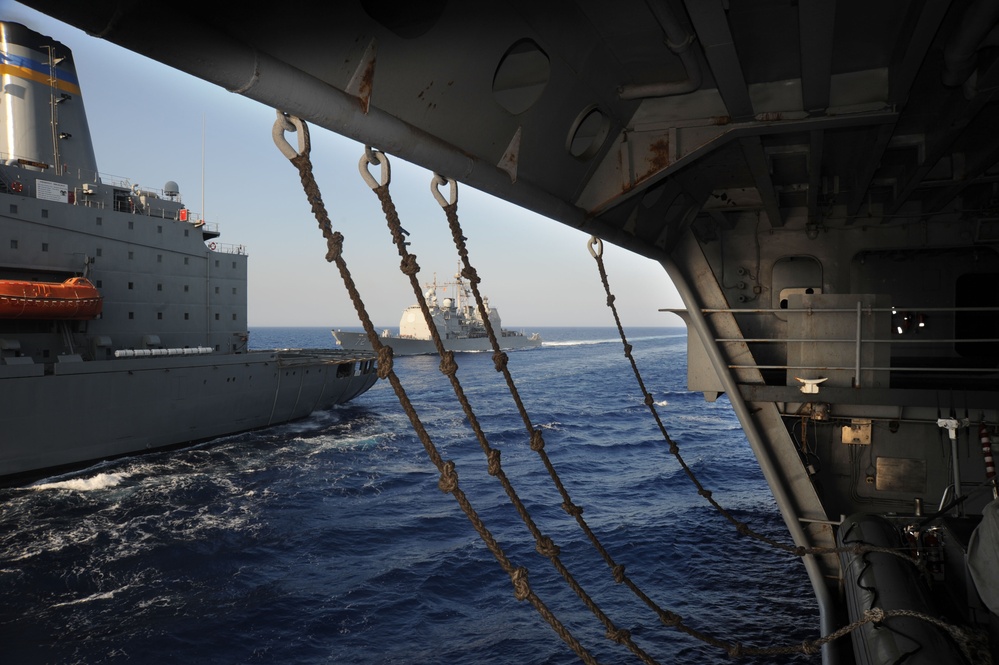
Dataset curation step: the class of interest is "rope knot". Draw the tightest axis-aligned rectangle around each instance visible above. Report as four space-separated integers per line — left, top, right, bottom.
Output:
659 611 682 627
460 266 480 284
376 346 394 378
794 546 808 557
437 460 458 494
487 448 501 476
536 535 560 558
530 430 545 451
400 253 420 276
644 393 655 407
612 564 626 583
726 643 745 658
623 342 632 356
606 294 616 307
736 522 751 536
864 607 885 624
439 351 458 376
493 351 509 372
562 501 583 517
669 442 679 455
802 640 821 655
606 627 630 645
698 488 713 499
325 231 344 263
511 567 530 601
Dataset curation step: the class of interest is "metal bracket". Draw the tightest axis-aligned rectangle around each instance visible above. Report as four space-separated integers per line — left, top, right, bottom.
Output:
842 418 872 445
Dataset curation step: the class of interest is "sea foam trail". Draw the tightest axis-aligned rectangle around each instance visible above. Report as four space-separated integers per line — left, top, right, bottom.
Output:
29 472 127 492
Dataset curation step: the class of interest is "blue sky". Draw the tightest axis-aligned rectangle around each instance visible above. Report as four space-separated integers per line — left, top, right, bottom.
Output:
5 2 683 328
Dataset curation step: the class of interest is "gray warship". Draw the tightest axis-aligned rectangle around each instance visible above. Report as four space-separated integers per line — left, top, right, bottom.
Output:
0 22 378 486
17 2 999 664
332 271 542 355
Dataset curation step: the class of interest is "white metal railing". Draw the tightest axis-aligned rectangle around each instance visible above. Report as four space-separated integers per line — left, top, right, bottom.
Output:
689 305 999 386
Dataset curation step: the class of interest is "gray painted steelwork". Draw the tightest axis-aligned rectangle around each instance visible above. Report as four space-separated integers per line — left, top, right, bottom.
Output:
0 22 378 485
14 4 999 663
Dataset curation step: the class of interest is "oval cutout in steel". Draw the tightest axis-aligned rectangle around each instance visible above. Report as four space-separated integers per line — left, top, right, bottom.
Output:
492 39 550 115
567 106 610 160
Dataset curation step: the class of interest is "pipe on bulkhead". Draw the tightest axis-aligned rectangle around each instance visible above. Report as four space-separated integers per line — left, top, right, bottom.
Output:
661 254 841 665
618 0 703 99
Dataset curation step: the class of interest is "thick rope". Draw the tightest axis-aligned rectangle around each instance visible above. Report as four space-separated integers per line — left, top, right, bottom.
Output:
364 158 662 664
431 178 741 652
273 112 597 665
585 235 981 657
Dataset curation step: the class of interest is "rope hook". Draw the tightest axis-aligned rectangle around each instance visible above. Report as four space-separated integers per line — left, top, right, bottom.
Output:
587 235 603 258
431 172 458 207
359 146 391 189
271 111 309 160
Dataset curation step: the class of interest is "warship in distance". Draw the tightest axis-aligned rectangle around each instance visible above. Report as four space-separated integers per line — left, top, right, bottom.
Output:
0 22 378 486
332 271 542 356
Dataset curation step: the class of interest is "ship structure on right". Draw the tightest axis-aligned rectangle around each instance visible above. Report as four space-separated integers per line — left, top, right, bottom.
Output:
24 1 999 662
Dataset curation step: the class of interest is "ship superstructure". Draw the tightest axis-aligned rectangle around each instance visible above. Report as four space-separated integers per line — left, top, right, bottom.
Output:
0 22 378 484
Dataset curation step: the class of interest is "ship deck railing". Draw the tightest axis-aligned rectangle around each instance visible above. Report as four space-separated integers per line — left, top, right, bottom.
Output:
669 305 999 405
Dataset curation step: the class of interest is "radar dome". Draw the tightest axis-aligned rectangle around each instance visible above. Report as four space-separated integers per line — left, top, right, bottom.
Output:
163 181 180 197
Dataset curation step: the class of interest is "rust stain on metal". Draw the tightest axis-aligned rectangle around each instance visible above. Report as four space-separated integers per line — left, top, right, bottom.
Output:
712 116 731 125
638 137 670 181
756 111 783 122
357 58 376 113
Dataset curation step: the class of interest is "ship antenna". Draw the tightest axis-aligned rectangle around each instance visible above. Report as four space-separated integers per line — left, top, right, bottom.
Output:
201 114 206 223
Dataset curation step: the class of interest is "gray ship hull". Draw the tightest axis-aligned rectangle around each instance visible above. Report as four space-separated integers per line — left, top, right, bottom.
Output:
1 349 378 484
0 23 380 485
332 330 541 356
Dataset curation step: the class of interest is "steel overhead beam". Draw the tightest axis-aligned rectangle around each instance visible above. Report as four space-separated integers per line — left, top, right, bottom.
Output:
683 0 754 122
846 0 950 218
889 0 952 104
807 130 824 223
739 136 783 227
798 0 836 112
888 56 999 215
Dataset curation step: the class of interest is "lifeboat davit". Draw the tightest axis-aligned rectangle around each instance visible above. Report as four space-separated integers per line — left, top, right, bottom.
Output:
0 277 103 319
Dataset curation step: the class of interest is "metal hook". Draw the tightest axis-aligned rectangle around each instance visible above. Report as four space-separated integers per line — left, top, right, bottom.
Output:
587 236 603 258
431 173 458 207
359 147 391 189
272 111 308 160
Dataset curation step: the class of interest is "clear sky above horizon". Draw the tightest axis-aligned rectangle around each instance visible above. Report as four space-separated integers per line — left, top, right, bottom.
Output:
4 2 685 329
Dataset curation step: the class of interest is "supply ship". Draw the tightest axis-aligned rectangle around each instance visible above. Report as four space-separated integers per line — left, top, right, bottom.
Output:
16 3 999 663
0 21 378 486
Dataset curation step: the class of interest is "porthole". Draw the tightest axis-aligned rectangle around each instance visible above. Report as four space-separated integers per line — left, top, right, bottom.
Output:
567 106 610 160
492 39 550 115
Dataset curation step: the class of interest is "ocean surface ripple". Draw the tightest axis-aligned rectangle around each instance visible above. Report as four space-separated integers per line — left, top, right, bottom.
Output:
1 327 819 664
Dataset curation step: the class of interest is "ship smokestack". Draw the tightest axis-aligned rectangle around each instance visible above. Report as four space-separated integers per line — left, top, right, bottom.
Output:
0 22 99 180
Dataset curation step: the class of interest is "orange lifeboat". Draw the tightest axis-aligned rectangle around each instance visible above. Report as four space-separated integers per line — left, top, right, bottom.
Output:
0 277 103 319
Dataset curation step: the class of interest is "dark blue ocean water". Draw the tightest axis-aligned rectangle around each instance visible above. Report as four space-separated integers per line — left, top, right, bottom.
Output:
0 327 820 664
